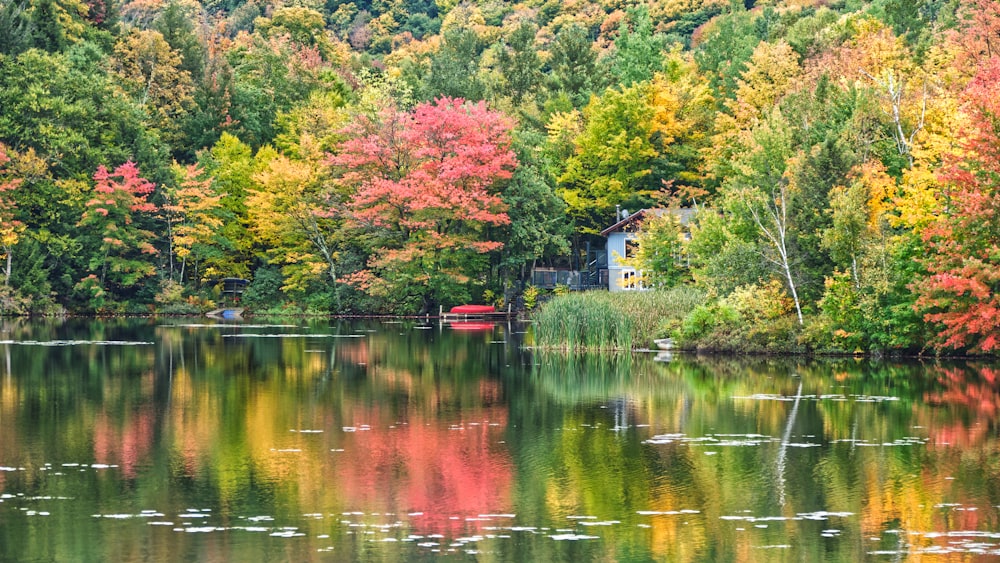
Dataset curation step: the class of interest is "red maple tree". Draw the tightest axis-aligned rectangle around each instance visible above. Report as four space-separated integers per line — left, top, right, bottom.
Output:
916 58 1000 353
947 0 1000 75
79 161 159 291
330 97 516 311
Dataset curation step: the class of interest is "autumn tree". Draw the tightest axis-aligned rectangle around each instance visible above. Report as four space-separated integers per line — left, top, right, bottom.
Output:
248 154 343 302
246 90 350 306
822 162 889 290
197 132 258 279
256 7 338 60
708 39 801 189
556 82 660 235
0 145 25 285
947 0 1000 75
915 58 1000 353
25 0 88 52
855 27 926 168
556 63 712 237
111 28 195 150
331 97 516 313
273 89 348 160
818 161 925 351
154 0 207 79
0 144 61 308
627 210 687 289
652 48 715 192
162 164 226 284
78 162 159 295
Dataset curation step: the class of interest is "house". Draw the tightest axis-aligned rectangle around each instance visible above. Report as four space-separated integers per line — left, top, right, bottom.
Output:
599 208 695 292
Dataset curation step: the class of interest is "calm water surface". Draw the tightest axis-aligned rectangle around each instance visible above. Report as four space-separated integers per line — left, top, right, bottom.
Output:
1 318 1000 562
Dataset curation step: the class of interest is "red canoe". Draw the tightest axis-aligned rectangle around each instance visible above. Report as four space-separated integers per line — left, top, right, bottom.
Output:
449 304 496 314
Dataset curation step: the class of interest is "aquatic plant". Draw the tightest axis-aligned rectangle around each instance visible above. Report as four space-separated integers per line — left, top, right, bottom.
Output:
533 287 704 351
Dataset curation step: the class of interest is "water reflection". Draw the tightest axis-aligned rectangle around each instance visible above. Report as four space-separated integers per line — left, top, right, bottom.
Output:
1 318 1000 561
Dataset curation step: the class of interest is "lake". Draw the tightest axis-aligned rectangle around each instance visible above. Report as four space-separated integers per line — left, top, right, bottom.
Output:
1 318 999 561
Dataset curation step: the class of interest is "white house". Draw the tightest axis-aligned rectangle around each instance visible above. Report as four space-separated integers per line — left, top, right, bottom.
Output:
599 208 695 292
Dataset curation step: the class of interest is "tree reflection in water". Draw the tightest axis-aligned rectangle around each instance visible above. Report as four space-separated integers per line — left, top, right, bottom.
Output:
0 319 1000 561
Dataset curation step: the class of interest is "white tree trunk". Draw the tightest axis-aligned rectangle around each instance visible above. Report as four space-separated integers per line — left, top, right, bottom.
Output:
743 184 804 325
3 246 10 286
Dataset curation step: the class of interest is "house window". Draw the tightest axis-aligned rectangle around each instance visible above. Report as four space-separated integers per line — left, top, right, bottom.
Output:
618 269 648 291
625 239 639 260
622 270 637 290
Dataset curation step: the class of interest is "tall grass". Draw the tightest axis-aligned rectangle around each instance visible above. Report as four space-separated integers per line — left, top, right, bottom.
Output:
533 287 705 351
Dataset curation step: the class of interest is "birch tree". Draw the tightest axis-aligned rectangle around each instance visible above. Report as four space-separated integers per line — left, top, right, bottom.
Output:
728 109 804 325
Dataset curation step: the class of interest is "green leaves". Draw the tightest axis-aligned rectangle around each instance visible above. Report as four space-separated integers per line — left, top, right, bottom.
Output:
611 6 666 87
0 47 165 179
557 82 660 234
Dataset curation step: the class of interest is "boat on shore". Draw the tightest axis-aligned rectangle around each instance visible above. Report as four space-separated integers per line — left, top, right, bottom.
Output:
449 304 496 315
440 303 513 320
206 308 244 320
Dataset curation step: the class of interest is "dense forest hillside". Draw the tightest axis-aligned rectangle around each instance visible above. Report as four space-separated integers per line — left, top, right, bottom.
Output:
0 0 997 353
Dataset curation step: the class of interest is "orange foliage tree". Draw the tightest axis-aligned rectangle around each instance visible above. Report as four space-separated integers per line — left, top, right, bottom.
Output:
330 97 516 312
78 161 159 294
0 145 24 286
916 58 1000 353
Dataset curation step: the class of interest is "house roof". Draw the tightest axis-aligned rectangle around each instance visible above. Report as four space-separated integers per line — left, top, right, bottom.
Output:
599 208 696 236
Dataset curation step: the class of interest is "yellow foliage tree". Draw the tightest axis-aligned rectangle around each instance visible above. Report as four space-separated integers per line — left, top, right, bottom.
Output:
248 155 341 296
111 29 195 148
162 164 225 284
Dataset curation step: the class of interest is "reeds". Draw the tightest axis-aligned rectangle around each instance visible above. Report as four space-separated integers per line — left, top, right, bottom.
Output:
533 287 704 351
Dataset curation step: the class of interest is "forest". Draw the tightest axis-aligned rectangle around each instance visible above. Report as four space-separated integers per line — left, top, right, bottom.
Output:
0 0 997 354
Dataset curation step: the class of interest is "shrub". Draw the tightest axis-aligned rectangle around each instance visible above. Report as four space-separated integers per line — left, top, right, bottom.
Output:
0 285 31 316
241 267 284 310
674 281 808 353
523 285 540 310
482 289 505 308
723 281 792 322
72 275 106 314
680 303 738 342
